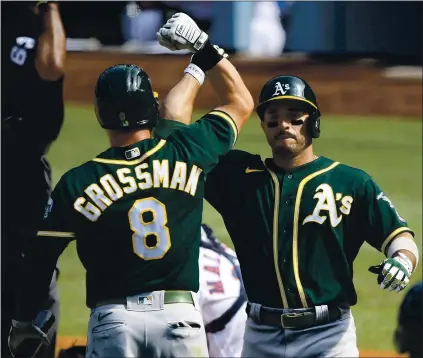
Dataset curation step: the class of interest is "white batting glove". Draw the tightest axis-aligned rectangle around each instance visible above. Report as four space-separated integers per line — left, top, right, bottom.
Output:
156 13 209 52
369 253 412 292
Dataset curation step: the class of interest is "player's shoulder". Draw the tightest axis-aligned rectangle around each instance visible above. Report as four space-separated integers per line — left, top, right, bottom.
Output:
220 149 264 170
333 159 373 183
58 159 98 188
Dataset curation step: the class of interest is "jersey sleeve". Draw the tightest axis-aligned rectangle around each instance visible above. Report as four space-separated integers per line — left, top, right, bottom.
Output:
154 118 188 139
37 175 77 239
167 110 238 174
205 150 247 215
360 176 414 254
16 176 75 320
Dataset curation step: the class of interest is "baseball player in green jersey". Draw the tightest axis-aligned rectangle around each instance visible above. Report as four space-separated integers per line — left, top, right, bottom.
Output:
156 69 420 355
8 18 254 358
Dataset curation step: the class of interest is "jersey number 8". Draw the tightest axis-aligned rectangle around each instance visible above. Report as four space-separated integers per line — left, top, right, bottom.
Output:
128 197 171 260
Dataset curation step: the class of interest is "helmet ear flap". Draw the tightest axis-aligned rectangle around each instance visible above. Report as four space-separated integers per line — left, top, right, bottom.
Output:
308 110 321 138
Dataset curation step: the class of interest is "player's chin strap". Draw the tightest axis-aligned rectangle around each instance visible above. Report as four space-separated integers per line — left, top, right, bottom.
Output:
200 227 247 334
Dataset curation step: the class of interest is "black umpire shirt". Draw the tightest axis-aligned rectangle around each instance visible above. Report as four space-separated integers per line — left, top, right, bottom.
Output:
1 4 65 156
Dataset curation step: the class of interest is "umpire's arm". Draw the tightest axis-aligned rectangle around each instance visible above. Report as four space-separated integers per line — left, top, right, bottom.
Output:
15 235 72 321
35 2 66 81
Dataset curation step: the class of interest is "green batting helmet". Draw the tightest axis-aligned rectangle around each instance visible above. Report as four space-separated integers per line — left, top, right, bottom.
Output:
94 64 159 131
256 75 321 138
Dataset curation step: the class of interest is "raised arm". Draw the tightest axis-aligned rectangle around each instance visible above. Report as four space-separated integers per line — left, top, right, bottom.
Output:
206 58 254 132
160 74 201 125
35 2 66 81
157 13 254 131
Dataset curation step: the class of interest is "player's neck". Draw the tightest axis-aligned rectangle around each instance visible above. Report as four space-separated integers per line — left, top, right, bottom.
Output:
272 146 317 170
107 129 152 148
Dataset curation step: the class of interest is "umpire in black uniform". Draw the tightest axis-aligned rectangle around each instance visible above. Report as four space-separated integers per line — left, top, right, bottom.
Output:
1 2 66 357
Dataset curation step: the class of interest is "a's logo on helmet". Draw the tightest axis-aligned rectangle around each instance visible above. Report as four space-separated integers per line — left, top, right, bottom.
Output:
272 82 290 97
119 112 129 127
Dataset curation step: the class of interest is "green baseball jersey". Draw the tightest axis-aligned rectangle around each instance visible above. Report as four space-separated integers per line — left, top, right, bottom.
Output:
204 151 414 309
18 110 238 316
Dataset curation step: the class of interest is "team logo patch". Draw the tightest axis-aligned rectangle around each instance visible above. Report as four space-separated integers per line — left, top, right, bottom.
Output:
44 198 53 219
377 192 406 222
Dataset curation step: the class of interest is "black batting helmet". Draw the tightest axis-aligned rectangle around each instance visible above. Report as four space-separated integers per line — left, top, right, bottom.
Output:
94 64 159 131
256 75 321 138
394 281 423 358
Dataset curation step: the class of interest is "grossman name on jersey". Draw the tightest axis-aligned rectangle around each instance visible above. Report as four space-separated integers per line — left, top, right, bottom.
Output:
74 160 203 221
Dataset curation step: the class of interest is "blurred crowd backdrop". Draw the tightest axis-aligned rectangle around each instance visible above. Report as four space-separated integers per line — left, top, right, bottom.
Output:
52 1 421 64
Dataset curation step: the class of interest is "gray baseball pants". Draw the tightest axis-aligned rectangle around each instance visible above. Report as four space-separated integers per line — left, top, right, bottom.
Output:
242 303 359 358
85 291 209 358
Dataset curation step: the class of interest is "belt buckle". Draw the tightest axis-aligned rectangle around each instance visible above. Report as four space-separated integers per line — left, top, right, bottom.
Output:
280 311 314 329
280 313 298 329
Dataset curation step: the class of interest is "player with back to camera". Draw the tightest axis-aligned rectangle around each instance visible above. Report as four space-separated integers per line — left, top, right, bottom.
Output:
8 12 254 358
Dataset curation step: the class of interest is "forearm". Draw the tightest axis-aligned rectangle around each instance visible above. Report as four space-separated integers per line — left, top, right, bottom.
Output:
16 261 56 320
160 73 201 125
16 238 70 320
35 3 66 81
207 58 254 121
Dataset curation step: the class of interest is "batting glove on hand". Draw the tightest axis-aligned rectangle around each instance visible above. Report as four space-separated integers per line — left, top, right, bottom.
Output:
368 252 412 292
157 13 209 52
8 310 55 357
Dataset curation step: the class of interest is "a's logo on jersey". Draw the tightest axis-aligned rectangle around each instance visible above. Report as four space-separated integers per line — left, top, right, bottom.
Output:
272 82 290 97
377 192 406 222
125 147 140 160
303 184 353 228
44 198 53 219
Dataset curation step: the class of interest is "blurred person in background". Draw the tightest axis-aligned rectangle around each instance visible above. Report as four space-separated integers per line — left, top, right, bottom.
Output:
1 1 66 357
394 281 422 358
199 224 248 357
248 1 294 57
121 1 212 49
121 2 162 44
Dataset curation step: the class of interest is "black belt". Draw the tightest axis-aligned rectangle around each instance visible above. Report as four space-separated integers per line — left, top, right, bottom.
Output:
246 302 345 330
95 291 194 307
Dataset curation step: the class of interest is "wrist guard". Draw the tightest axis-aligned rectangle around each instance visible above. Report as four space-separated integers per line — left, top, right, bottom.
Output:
191 40 229 72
